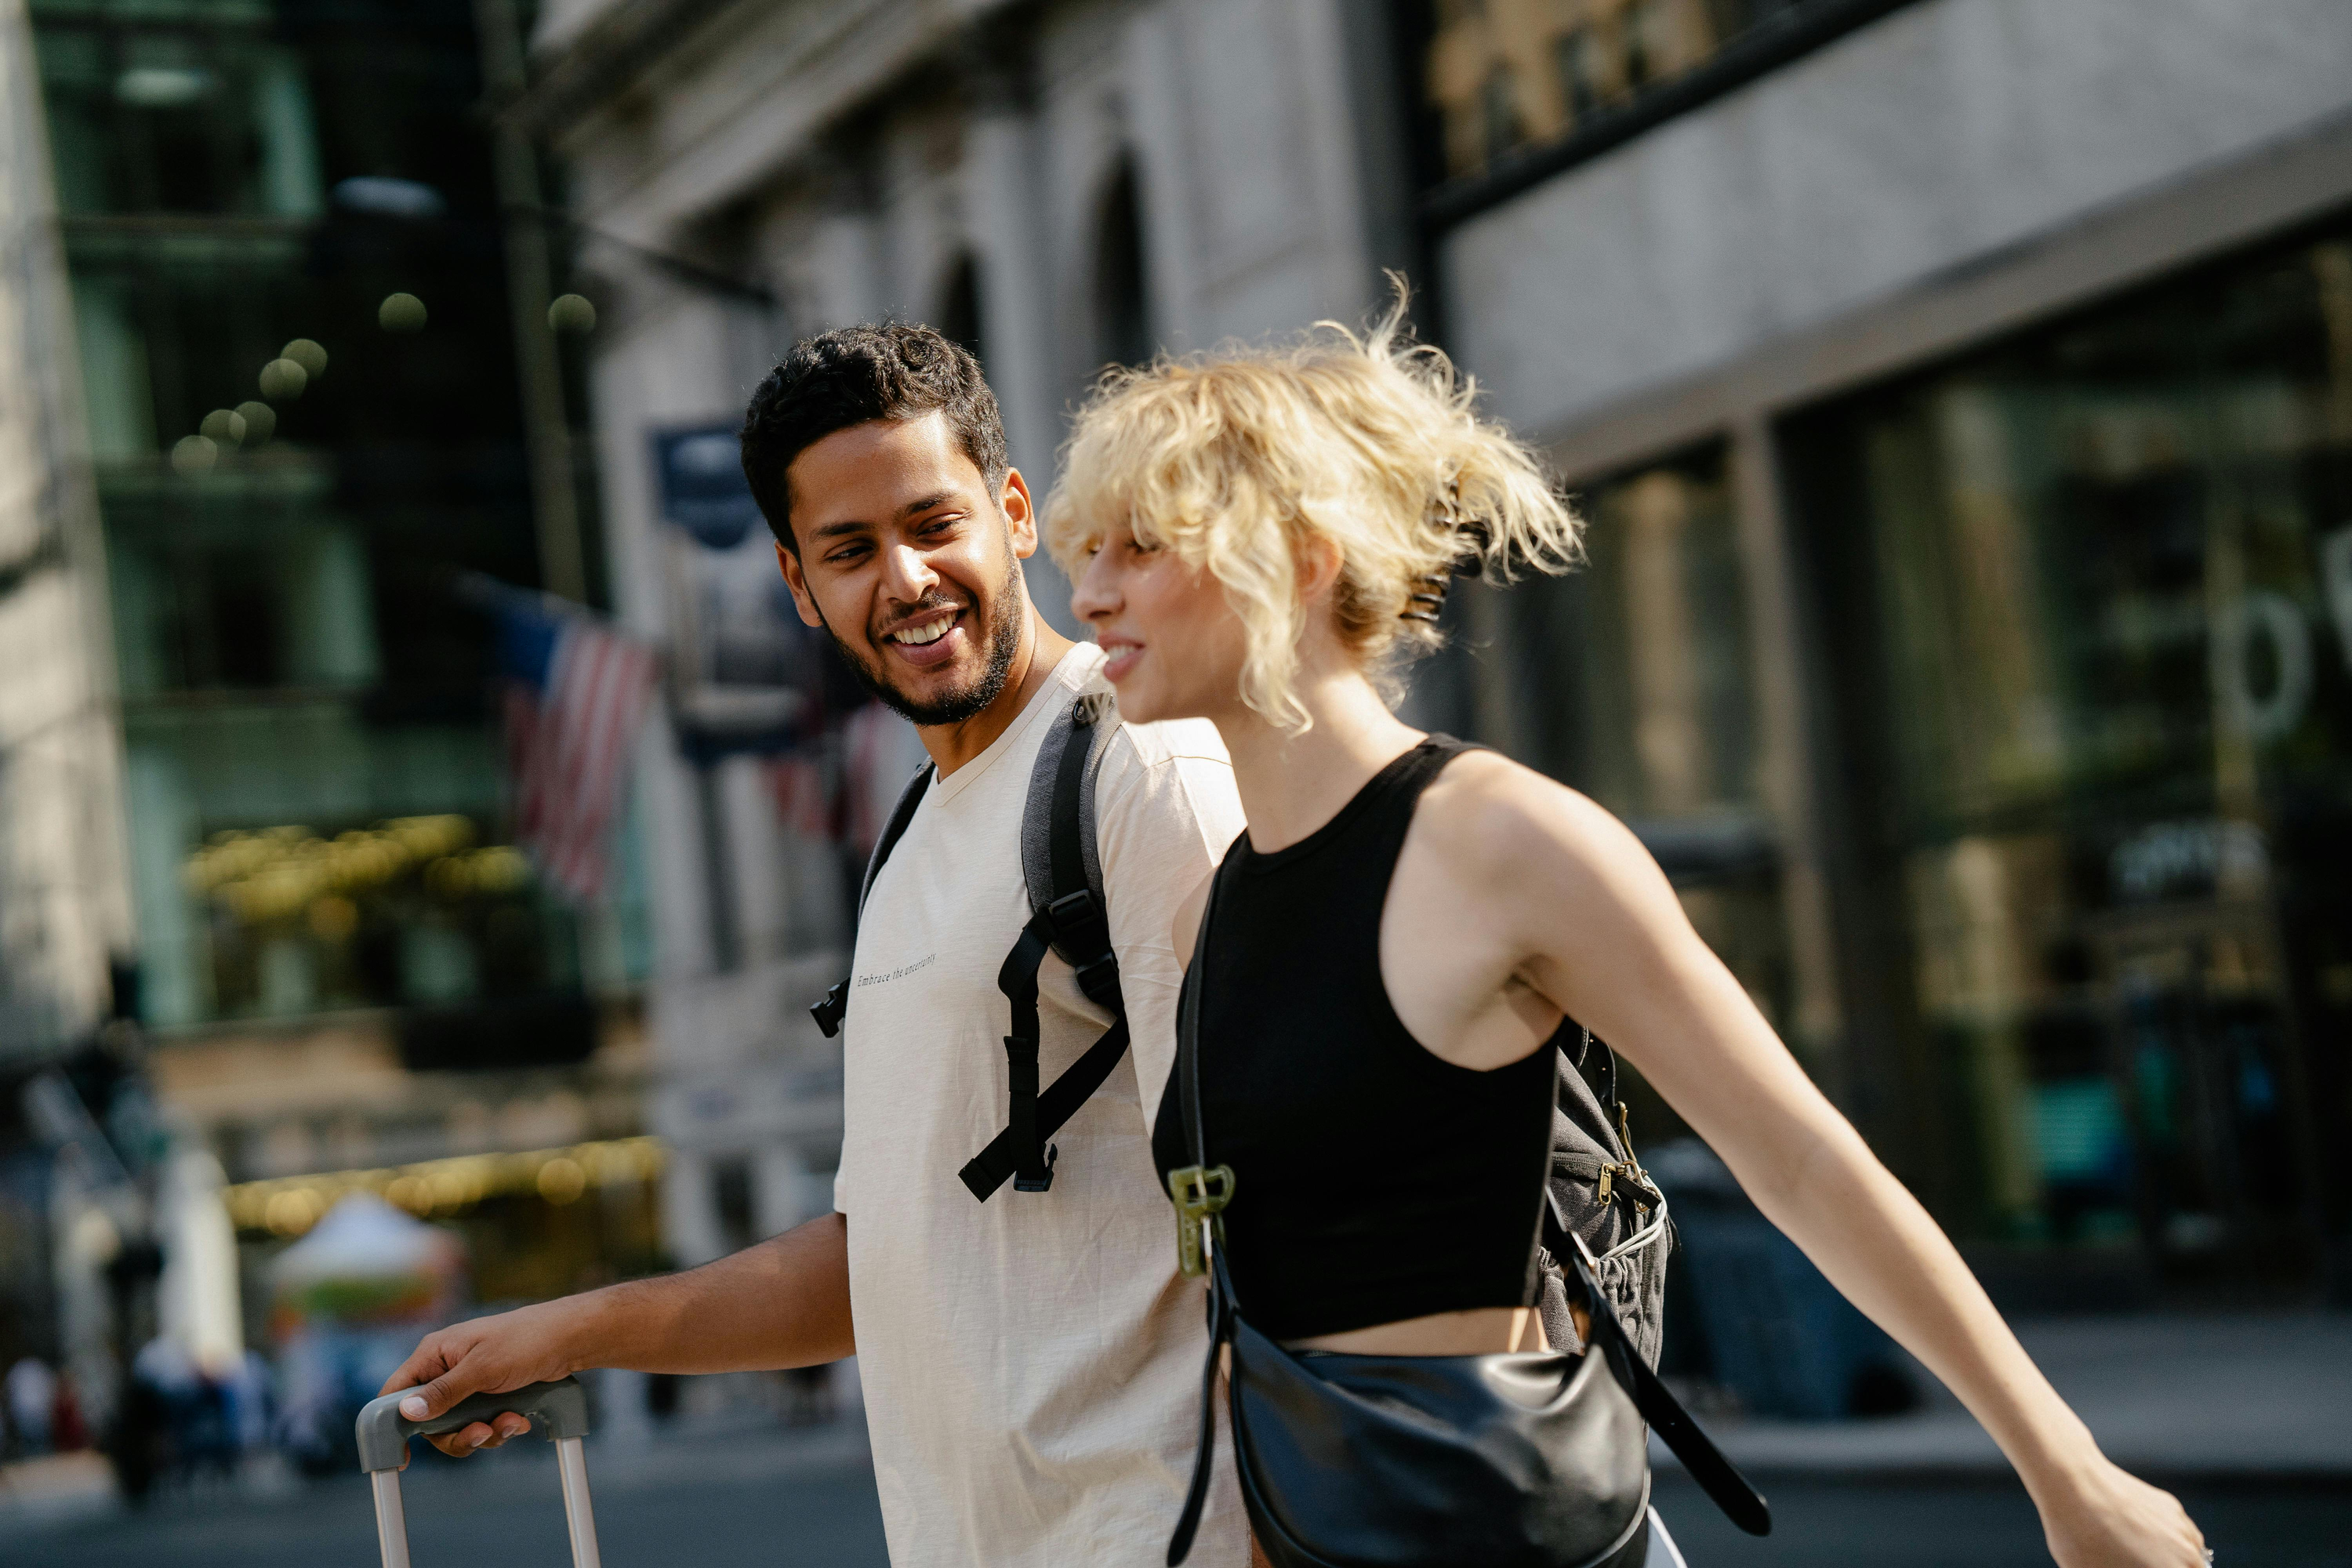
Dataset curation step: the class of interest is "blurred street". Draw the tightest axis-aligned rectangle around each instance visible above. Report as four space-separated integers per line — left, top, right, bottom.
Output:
11 1442 2350 1568
7 1415 889 1568
11 1306 2352 1568
1649 1477 2352 1568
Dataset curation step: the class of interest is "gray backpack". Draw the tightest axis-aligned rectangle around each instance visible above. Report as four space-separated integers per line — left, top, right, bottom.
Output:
1537 1029 1673 1368
812 691 1129 1200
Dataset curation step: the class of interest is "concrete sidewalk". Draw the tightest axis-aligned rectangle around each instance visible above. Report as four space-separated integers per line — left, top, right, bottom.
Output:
11 1308 2343 1541
0 1406 875 1539
1657 1311 2352 1481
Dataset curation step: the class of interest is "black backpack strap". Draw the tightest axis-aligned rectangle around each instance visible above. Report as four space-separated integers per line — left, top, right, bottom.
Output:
810 760 934 1039
960 692 1129 1200
960 894 1128 1199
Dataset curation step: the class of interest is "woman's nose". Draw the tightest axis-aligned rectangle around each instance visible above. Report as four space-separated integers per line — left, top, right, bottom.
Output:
1070 551 1118 622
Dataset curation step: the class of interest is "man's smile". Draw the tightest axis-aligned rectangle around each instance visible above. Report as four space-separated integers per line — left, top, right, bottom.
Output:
880 606 968 668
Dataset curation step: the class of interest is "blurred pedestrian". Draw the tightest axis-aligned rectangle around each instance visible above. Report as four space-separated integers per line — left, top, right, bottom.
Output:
381 325 1254 1566
50 1368 90 1452
782 1363 833 1425
5 1356 54 1456
1053 299 2210 1568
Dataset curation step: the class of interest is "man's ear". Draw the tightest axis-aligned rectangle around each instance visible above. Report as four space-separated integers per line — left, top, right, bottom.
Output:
775 539 826 628
1001 468 1039 561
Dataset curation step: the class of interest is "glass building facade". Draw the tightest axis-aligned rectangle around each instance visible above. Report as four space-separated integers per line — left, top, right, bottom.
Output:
28 0 626 1047
1784 214 2352 1281
1465 201 2352 1290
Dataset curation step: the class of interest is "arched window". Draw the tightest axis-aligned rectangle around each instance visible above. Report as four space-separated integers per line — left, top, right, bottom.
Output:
936 251 985 370
1092 154 1152 371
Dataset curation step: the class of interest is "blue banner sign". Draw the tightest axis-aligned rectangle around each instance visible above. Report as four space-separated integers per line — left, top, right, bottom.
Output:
653 424 762 550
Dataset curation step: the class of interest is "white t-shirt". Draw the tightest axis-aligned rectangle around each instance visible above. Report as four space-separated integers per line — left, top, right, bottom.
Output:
834 643 1250 1568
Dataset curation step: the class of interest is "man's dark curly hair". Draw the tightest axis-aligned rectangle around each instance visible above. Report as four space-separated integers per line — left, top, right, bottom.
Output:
740 323 1008 553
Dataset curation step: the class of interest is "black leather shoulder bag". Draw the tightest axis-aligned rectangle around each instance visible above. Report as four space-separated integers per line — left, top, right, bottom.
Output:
1163 884 1770 1568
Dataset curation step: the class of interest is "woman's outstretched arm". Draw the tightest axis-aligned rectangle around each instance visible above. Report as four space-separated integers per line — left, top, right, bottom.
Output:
1424 759 2205 1568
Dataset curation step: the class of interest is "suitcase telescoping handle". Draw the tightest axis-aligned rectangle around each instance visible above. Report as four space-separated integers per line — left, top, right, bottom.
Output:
356 1376 601 1568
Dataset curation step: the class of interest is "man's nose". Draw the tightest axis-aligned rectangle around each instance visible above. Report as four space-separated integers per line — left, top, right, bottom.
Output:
880 543 939 604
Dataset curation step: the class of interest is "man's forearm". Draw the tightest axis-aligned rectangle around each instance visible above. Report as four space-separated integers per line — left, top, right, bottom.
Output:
562 1211 855 1375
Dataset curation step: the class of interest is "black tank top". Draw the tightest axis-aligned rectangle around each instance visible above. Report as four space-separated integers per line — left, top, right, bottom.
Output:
1151 737 1558 1341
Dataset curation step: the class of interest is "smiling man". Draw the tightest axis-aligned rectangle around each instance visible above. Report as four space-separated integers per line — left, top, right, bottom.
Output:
380 325 1250 1568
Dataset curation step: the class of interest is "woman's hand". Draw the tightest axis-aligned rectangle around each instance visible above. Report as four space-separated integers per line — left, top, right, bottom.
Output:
2039 1458 2207 1567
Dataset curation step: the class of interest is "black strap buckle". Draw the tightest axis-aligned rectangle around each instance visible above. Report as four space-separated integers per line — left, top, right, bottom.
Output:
1044 890 1121 1012
1043 887 1104 946
1013 1144 1058 1193
811 978 849 1038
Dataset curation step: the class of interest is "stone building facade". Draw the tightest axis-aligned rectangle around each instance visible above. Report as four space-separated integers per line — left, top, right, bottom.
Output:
532 0 2352 1299
523 0 1407 1265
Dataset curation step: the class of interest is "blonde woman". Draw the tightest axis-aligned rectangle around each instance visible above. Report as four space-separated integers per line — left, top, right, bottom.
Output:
1047 306 2210 1568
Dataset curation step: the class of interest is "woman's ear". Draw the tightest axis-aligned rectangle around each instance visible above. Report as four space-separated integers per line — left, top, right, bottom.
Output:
1294 531 1345 605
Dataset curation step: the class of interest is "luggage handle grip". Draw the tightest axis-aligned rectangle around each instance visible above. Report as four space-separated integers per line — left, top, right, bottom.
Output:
357 1376 590 1473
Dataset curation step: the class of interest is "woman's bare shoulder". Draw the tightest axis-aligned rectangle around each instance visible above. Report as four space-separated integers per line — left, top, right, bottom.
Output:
1414 749 1653 886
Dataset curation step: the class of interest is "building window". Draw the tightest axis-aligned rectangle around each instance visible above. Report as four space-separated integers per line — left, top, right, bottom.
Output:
1498 443 1789 1042
1479 66 1523 166
936 251 985 370
1093 154 1152 372
1424 0 1922 185
1786 214 2352 1268
1555 27 1604 125
1622 0 1661 89
33 16 322 218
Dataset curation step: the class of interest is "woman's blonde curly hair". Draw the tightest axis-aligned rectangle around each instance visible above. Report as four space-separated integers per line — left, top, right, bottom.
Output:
1044 291 1581 731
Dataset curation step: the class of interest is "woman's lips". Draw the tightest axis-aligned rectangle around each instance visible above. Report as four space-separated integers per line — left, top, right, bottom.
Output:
1100 643 1142 682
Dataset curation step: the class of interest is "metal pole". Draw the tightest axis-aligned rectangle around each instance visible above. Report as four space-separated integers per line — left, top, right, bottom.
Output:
474 0 588 604
370 1470 413 1568
554 1436 604 1568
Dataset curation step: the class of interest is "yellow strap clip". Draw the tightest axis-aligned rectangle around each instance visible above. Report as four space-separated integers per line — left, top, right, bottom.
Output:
1597 1102 1650 1210
1165 1163 1236 1278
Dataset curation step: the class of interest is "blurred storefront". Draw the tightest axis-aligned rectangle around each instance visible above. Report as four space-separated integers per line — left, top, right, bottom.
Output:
1779 223 2352 1283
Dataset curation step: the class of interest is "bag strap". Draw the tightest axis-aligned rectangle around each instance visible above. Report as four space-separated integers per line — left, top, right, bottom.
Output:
810 759 935 1039
1020 688 1115 926
1167 877 1227 1568
1556 1216 1771 1537
1166 873 1769 1552
961 694 1129 1199
1575 1024 1622 1127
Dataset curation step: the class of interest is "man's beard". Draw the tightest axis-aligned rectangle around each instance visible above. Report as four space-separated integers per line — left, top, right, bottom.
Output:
822 570 1025 727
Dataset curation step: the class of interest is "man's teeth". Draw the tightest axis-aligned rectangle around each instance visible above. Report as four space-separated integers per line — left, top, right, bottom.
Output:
891 616 955 645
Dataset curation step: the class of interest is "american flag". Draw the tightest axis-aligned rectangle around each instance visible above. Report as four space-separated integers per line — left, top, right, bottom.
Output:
492 590 660 902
